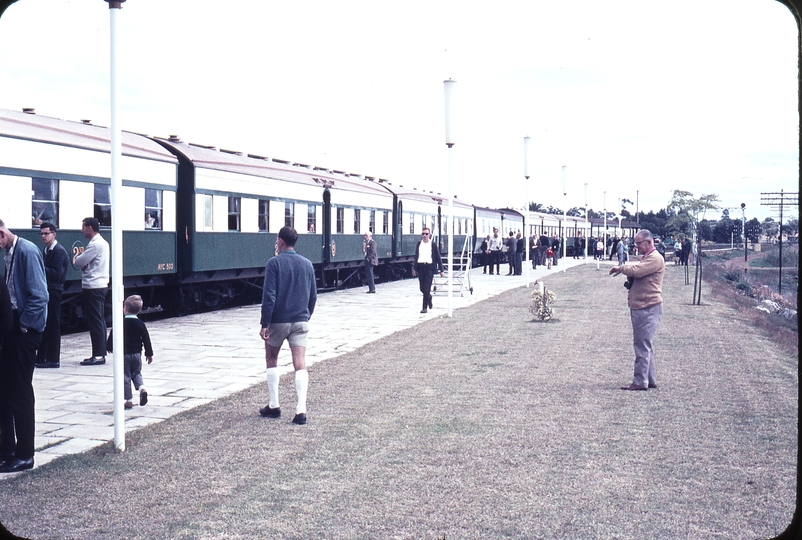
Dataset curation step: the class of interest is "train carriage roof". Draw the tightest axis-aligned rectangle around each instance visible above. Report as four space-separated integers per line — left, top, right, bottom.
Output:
385 184 474 211
156 137 392 199
0 108 177 164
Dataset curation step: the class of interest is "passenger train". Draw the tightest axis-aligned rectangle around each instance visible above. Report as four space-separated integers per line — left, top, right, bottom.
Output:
0 108 614 323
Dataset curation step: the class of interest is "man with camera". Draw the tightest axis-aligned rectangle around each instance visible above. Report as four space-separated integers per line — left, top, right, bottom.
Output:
609 229 665 391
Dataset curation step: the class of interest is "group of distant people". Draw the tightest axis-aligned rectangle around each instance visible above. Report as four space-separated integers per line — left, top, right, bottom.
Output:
0 217 153 473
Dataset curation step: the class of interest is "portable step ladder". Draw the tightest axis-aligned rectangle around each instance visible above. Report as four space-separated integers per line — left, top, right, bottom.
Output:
432 235 474 296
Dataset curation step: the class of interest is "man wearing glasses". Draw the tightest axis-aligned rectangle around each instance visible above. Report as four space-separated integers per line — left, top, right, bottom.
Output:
35 223 69 369
609 229 665 391
411 227 444 314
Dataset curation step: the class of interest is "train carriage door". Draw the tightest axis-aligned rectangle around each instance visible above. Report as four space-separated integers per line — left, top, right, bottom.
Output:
395 200 403 256
323 189 331 265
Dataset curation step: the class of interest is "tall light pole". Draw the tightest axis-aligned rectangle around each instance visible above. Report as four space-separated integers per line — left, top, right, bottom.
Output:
742 202 747 276
106 0 126 452
584 182 588 261
524 136 531 287
636 190 640 225
443 79 456 318
561 166 567 272
603 191 607 261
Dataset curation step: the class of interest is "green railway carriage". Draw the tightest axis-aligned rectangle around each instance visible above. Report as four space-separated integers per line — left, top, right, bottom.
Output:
0 107 179 322
389 185 475 270
155 137 395 304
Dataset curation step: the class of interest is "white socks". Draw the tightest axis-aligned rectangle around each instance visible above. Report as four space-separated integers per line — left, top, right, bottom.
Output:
267 367 280 408
295 369 308 415
267 367 308 415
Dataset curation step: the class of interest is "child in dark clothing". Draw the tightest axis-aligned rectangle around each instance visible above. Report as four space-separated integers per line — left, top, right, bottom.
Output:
107 295 154 409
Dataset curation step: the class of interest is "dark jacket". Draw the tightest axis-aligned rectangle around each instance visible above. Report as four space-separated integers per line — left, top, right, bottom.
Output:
43 242 69 291
364 238 378 266
107 315 153 356
413 241 444 273
0 279 13 344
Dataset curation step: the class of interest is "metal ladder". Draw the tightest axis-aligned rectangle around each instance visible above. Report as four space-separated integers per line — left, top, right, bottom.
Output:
432 235 474 296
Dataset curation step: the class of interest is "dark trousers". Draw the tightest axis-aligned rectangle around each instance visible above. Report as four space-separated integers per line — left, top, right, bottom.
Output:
83 288 107 357
36 288 63 364
364 259 376 292
490 251 500 274
0 315 41 460
417 264 434 308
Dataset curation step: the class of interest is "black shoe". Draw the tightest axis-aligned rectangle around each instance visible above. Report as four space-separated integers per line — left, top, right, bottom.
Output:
139 389 148 406
428 299 433 309
420 308 428 314
80 357 106 366
259 405 281 418
0 457 34 473
367 290 376 294
35 361 60 369
292 413 307 425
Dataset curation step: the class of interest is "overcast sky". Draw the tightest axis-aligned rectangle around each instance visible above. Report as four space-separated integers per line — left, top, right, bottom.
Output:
0 0 797 222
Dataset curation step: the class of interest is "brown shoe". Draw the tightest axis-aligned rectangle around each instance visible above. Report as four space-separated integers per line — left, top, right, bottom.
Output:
620 384 648 391
124 401 133 409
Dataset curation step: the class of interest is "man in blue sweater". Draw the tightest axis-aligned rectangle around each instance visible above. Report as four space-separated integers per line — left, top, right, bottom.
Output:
0 219 48 473
259 226 317 425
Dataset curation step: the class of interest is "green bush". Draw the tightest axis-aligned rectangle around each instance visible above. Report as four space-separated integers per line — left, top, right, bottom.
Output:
724 270 741 282
736 280 753 296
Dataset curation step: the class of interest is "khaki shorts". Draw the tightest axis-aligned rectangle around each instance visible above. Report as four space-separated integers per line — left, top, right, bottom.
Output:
265 322 309 348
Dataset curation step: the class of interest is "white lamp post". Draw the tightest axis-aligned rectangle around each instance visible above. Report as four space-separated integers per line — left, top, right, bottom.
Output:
584 182 588 262
106 0 126 452
524 136 531 286
443 79 456 318
562 165 567 273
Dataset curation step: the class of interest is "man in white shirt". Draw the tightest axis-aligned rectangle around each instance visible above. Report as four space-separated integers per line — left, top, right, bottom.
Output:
411 227 444 314
73 218 110 366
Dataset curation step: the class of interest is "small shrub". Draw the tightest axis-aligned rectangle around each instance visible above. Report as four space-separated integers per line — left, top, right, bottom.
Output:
735 280 753 296
723 269 741 282
530 286 556 322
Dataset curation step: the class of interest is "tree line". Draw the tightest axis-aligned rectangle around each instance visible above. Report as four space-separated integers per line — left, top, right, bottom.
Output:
529 190 798 243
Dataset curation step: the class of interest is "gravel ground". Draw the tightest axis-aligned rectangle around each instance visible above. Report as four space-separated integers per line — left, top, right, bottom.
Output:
0 264 797 540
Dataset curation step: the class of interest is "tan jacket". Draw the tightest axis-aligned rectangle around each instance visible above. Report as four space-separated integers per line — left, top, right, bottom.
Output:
620 248 665 310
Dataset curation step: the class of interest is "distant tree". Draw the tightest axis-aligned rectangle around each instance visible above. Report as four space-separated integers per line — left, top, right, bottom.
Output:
713 217 734 243
528 202 544 212
761 217 778 239
639 209 668 238
567 207 583 217
732 218 743 241
698 220 714 241
745 218 761 243
783 218 799 235
666 190 720 239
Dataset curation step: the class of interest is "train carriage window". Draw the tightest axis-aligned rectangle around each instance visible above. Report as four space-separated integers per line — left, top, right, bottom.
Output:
336 207 344 234
228 197 241 231
32 178 58 227
204 195 213 229
145 188 162 230
259 199 269 232
369 210 375 234
285 202 294 228
409 213 414 234
307 205 316 233
94 184 111 226
354 208 361 234
382 211 388 234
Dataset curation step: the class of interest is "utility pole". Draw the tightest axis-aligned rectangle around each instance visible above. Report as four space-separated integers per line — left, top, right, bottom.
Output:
760 190 799 295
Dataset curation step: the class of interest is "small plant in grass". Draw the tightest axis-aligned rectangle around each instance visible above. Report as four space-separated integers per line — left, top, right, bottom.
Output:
530 285 555 322
723 269 741 282
735 280 753 296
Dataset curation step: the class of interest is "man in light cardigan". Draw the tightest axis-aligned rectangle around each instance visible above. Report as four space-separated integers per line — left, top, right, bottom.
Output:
609 229 666 391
